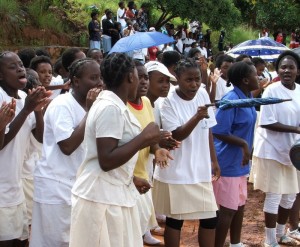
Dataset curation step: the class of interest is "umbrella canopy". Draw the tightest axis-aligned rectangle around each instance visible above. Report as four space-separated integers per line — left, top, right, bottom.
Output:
109 31 174 54
206 97 291 110
226 37 290 62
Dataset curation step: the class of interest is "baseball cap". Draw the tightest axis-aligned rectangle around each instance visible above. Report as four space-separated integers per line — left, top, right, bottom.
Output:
144 61 177 81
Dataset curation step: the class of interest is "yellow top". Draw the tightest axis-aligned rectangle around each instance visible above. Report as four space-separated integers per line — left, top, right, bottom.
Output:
127 96 155 180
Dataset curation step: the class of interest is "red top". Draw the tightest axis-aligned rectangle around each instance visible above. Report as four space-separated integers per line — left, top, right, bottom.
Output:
148 46 158 61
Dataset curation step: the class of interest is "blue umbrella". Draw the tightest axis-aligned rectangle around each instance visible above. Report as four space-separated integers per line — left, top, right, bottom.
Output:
226 37 290 62
109 31 174 54
206 97 291 110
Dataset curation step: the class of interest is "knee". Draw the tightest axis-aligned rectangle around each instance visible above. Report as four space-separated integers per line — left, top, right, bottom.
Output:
166 217 184 231
280 194 296 209
200 217 218 229
263 193 281 214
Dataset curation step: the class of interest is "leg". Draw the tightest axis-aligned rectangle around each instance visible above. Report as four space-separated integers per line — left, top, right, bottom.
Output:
230 205 245 244
215 206 236 247
164 217 183 247
0 240 14 247
198 217 217 247
288 193 300 231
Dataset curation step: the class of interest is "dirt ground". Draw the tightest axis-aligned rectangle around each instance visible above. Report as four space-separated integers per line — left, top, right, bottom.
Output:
145 183 290 247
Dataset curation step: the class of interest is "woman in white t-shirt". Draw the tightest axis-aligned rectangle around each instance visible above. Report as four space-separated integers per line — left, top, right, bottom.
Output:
152 58 220 247
0 51 51 246
30 58 103 247
69 53 165 247
251 51 300 247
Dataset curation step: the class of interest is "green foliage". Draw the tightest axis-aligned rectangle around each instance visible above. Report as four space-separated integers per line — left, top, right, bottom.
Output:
27 0 65 33
0 0 20 17
255 0 300 31
227 25 259 46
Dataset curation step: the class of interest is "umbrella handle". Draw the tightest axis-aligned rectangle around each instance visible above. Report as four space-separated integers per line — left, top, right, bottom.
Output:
205 103 215 107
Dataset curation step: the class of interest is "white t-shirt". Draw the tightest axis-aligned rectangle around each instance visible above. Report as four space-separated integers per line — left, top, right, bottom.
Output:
184 38 195 53
22 133 42 179
50 75 64 99
253 82 300 166
72 91 141 207
33 93 86 205
0 88 35 207
154 87 216 184
215 77 233 101
197 46 207 58
176 39 184 54
117 8 127 28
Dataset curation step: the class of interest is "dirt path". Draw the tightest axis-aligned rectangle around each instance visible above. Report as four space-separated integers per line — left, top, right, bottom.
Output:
145 183 290 247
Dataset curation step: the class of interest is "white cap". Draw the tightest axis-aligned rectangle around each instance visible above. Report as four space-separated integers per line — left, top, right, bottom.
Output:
149 27 155 32
144 61 177 81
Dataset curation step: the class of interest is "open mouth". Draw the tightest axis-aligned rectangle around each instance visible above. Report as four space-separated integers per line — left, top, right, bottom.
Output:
18 75 27 84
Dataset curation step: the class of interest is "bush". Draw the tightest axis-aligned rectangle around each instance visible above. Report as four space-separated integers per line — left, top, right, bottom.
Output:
0 0 20 17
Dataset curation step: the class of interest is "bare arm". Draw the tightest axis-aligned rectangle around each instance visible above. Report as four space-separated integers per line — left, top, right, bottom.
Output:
261 122 300 134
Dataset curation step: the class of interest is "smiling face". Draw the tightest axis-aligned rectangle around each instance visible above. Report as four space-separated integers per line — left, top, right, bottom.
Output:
136 65 149 98
278 57 299 89
0 52 27 91
176 67 201 100
148 71 170 98
36 62 52 87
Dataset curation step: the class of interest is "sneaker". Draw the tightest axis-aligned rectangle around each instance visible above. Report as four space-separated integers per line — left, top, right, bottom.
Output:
151 226 164 236
278 234 300 246
143 230 161 245
264 243 280 247
287 228 300 241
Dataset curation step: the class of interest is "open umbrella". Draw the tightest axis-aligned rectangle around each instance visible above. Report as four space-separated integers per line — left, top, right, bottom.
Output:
226 37 290 62
109 31 174 54
206 97 291 110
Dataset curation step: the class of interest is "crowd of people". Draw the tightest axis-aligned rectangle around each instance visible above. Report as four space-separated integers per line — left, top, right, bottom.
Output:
1 2 300 247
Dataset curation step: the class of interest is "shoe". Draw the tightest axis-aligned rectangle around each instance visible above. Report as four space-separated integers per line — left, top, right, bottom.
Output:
151 226 164 236
264 243 280 247
287 228 300 241
156 214 166 223
278 234 300 246
143 230 161 245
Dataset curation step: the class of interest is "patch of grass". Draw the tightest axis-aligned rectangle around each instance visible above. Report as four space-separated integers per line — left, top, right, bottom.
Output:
0 0 20 17
228 25 259 46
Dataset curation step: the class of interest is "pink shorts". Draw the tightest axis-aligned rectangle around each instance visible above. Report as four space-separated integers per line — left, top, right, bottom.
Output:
213 176 247 210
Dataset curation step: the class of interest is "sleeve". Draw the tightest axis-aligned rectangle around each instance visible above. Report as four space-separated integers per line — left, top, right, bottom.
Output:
212 107 235 136
258 87 277 125
161 98 181 132
47 104 75 143
95 105 124 139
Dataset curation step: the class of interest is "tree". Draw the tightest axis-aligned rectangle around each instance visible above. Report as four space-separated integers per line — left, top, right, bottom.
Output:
255 0 300 33
147 0 241 30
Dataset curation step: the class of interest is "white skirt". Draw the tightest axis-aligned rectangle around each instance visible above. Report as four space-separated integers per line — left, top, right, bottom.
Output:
69 196 143 247
152 180 217 220
0 201 28 241
136 189 158 234
22 178 34 225
250 156 299 194
30 202 71 247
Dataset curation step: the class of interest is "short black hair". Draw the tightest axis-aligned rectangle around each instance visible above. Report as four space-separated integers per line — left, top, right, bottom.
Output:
35 48 51 58
251 57 265 66
17 48 36 68
91 11 98 18
215 54 234 69
61 47 82 72
29 55 52 71
235 54 252 62
161 51 181 68
187 48 201 59
275 50 300 72
227 61 254 87
175 58 200 77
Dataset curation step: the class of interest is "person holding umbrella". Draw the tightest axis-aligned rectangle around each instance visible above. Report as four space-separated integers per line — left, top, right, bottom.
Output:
212 61 259 247
251 51 300 246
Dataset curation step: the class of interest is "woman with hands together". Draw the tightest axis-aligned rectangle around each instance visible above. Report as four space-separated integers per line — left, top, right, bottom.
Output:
70 53 164 247
0 51 51 247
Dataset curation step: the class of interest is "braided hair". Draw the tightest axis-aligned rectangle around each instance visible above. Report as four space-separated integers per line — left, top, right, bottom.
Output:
68 58 98 84
175 58 200 78
100 53 135 89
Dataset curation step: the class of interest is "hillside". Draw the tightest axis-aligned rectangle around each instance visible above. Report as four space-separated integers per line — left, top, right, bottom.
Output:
0 0 89 49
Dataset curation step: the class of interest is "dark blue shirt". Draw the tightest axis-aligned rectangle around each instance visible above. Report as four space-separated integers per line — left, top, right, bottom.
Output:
212 86 257 177
88 20 101 41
